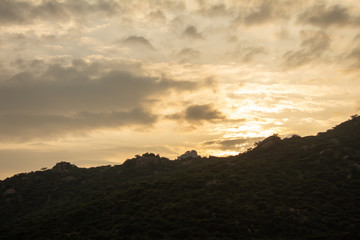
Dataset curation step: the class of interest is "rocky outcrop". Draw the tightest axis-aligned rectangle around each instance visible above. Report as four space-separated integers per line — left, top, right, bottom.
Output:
177 150 198 160
123 153 170 168
255 134 281 150
52 162 78 173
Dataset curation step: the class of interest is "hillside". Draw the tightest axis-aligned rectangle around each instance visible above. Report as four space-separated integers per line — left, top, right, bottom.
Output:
1 115 360 240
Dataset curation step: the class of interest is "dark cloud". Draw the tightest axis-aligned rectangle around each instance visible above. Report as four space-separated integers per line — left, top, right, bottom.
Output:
242 47 266 62
169 104 224 123
347 36 360 67
185 104 224 121
147 10 166 23
0 58 201 140
284 30 330 68
229 45 267 62
0 0 34 24
41 34 57 41
349 47 360 63
177 47 201 60
0 0 120 25
244 3 273 25
0 60 195 115
122 36 155 50
204 137 264 151
204 138 247 150
183 25 203 39
348 47 360 67
198 4 228 17
184 104 225 121
232 1 291 27
0 108 156 141
297 4 357 27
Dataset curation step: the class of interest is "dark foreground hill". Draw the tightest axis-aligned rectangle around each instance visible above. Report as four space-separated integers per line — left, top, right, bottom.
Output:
1 116 360 240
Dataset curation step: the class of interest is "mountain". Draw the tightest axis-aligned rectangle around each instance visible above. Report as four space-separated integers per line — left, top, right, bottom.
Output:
1 115 360 240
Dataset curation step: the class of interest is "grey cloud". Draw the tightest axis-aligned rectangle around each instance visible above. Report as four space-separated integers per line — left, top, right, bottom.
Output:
204 138 247 150
183 25 203 39
347 36 360 67
233 1 290 27
0 58 198 140
177 48 201 60
0 108 157 141
32 1 70 21
147 10 166 23
0 0 120 25
169 104 224 123
204 137 263 151
198 4 229 17
0 60 195 115
68 0 119 15
348 47 360 67
185 104 224 121
300 31 330 51
243 47 266 62
297 4 357 27
284 30 330 68
244 3 273 25
41 34 57 41
229 45 267 62
122 36 155 50
0 0 33 24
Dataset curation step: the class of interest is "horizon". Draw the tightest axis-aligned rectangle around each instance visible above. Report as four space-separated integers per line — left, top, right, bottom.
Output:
1 115 356 180
1 0 360 179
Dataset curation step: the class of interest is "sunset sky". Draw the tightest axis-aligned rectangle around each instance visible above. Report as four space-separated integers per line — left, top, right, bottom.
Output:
1 0 360 179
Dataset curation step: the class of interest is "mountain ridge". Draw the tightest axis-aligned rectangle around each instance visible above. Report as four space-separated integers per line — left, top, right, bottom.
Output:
1 115 359 239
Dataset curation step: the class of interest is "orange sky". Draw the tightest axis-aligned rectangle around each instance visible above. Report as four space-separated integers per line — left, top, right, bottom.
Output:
1 0 360 179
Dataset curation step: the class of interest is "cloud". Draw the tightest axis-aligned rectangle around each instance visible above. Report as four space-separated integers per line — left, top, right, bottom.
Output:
0 0 40 24
229 45 267 62
0 108 157 141
232 1 291 27
0 0 120 25
244 3 273 25
122 36 155 50
348 47 360 67
356 100 360 112
0 59 200 141
0 60 196 115
347 37 360 67
297 4 358 27
185 104 224 121
204 137 264 151
176 47 201 61
147 10 166 23
168 104 224 123
183 25 203 39
284 30 330 68
198 4 229 17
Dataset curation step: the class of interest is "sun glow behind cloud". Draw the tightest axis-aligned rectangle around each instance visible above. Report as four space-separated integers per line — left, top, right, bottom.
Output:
0 0 359 179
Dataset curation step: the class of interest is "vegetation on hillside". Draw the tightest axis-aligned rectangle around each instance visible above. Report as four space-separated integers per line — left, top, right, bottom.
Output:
1 115 360 239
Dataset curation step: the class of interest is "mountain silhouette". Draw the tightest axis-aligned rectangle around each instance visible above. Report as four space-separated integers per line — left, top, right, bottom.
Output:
1 115 359 239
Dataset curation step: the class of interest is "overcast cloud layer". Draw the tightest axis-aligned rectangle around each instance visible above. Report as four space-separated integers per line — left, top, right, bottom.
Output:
1 0 360 179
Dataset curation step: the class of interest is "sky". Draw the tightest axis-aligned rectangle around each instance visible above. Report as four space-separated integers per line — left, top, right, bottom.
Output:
1 0 360 179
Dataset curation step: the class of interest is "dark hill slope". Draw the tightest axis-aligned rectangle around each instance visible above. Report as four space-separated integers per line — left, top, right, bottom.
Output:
1 116 360 240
